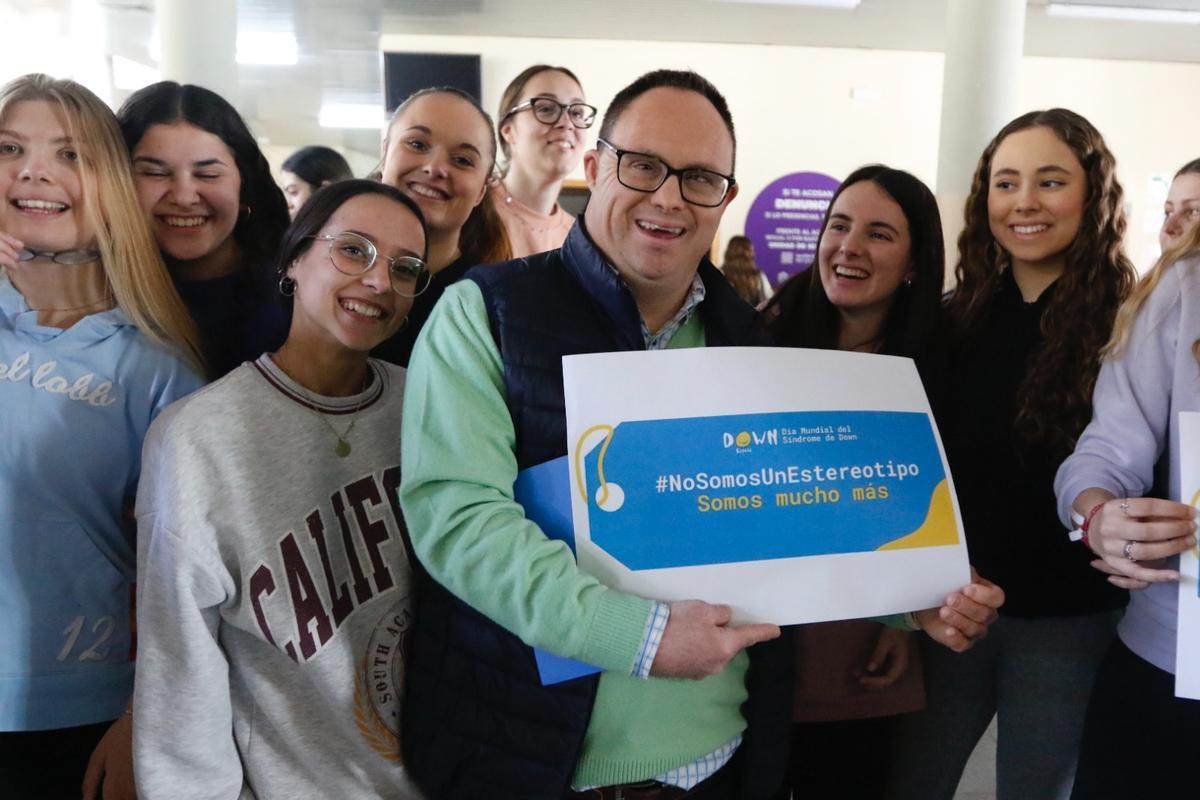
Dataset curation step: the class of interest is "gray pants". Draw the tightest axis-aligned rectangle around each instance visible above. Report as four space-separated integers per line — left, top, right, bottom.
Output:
885 610 1120 800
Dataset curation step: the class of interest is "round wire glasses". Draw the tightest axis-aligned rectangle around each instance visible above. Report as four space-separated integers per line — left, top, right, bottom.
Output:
311 232 431 298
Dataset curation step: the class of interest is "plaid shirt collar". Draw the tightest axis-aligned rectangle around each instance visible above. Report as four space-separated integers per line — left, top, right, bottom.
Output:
639 272 706 350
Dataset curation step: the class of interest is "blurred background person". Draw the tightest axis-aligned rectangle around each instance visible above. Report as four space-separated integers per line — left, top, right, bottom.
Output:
280 144 354 218
1160 158 1200 252
721 234 772 307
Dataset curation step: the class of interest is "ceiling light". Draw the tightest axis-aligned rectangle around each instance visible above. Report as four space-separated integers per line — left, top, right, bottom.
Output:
236 31 299 66
1045 3 1200 24
319 102 385 129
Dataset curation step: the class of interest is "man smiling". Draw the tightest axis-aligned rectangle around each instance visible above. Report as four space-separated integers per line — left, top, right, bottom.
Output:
399 69 1001 800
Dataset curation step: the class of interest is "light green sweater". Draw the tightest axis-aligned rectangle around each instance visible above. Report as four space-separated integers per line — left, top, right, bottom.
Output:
399 280 749 788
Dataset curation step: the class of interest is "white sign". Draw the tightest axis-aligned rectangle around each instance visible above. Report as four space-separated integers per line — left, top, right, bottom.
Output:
564 347 971 625
1176 412 1200 699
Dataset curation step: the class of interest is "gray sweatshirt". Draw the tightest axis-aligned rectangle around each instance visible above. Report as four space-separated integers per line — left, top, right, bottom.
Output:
1056 253 1200 674
133 355 422 799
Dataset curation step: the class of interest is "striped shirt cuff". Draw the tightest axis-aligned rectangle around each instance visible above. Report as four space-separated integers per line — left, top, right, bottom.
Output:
655 735 741 789
631 601 669 678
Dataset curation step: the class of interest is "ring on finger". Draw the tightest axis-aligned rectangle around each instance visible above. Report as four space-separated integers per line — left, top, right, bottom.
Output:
1123 540 1137 562
1120 500 1131 516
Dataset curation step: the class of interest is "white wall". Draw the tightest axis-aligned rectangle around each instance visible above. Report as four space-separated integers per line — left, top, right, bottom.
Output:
378 33 943 260
1019 56 1200 267
376 33 1200 270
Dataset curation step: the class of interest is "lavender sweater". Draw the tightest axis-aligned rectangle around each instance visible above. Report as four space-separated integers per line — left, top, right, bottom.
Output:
1056 253 1200 674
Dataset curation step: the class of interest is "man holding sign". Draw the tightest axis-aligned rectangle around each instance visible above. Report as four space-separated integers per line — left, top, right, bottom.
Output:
399 69 1002 800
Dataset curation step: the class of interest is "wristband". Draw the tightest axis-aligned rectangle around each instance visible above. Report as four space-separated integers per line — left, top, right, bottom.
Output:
1078 501 1106 549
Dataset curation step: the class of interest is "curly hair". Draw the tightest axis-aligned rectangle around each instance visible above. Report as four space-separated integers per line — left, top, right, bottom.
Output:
946 108 1136 459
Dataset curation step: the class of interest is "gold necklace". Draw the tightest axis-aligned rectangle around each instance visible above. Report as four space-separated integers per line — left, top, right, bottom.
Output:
302 371 372 458
274 351 373 458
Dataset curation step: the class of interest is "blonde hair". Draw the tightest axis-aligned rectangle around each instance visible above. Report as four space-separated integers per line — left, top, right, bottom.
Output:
1105 220 1200 360
0 74 204 372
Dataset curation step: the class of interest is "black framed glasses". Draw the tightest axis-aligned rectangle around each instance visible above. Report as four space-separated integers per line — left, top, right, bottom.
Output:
310 232 430 298
596 138 735 208
505 96 597 129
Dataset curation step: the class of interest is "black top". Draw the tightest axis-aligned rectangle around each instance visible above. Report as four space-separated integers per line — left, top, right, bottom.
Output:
176 270 289 379
372 254 472 368
943 269 1125 618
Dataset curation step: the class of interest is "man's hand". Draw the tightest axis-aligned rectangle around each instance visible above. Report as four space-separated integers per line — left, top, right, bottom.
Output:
915 569 1004 653
650 600 781 680
82 713 135 800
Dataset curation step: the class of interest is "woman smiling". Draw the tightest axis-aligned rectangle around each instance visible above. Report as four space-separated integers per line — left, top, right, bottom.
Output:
888 109 1136 800
133 179 427 799
118 82 291 378
0 73 202 800
493 65 594 257
373 86 510 367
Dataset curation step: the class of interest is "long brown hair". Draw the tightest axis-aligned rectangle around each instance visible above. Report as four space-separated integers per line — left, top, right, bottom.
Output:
946 108 1136 458
0 74 204 371
721 236 766 306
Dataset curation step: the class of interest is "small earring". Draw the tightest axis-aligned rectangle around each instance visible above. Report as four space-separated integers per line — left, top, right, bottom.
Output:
279 274 296 297
239 204 253 221
903 276 914 288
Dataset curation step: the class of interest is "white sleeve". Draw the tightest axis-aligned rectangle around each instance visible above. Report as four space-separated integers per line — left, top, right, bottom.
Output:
133 425 242 800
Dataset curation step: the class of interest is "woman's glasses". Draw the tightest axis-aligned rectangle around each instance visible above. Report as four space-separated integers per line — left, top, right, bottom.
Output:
505 96 598 129
310 232 430 298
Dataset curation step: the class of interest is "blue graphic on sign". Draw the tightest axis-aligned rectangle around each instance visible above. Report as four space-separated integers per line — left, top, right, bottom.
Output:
580 410 950 570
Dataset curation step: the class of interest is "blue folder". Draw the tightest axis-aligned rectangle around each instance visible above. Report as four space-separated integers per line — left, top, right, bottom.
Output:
513 456 603 685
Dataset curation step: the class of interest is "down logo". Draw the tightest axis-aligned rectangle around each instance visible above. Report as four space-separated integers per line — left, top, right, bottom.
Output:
722 428 779 454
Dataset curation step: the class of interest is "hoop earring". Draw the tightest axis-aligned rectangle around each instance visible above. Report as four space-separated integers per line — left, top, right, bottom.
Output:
279 274 296 297
239 204 253 221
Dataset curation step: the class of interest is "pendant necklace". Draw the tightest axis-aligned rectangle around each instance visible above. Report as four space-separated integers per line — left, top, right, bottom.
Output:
302 370 372 458
497 182 556 234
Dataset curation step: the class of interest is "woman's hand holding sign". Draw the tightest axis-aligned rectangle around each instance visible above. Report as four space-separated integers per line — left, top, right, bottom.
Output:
915 569 1004 652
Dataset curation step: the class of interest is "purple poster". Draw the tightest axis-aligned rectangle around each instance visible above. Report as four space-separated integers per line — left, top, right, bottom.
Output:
743 171 840 288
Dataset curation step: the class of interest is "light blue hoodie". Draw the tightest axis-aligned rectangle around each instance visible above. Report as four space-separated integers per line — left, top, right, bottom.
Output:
0 277 203 730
